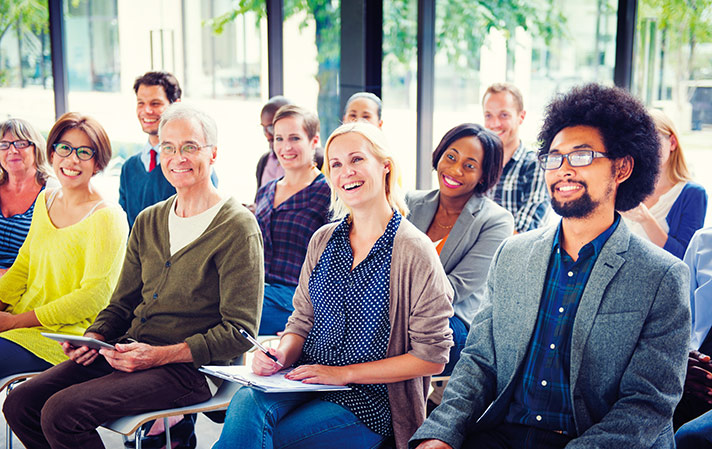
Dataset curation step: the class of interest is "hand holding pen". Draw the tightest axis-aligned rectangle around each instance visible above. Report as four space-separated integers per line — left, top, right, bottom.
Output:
239 329 284 373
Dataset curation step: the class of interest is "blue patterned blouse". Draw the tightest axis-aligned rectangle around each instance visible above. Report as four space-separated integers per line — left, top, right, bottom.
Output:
300 211 402 436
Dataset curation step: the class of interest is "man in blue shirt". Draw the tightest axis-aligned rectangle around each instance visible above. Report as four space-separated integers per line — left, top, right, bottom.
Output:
118 71 181 227
119 72 219 228
411 84 690 449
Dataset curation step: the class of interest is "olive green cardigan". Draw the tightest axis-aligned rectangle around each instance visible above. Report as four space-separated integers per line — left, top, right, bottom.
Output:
87 196 264 367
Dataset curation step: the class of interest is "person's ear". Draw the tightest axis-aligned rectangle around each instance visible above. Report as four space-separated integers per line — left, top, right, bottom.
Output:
518 109 526 124
615 156 634 184
210 145 217 164
669 134 678 152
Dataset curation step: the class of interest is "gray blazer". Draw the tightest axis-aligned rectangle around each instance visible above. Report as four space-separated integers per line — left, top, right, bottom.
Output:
406 190 514 325
410 221 691 449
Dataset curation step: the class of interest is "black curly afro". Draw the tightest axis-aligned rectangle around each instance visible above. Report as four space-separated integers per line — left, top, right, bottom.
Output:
537 83 660 212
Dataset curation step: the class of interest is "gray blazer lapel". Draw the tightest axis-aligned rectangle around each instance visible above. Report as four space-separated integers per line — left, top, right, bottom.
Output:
569 223 629 389
407 190 438 231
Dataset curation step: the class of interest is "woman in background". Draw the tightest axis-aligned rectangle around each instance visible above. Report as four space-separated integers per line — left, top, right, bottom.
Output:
343 92 383 128
214 122 453 449
0 112 128 378
406 124 513 411
255 105 331 335
0 118 52 276
623 109 707 258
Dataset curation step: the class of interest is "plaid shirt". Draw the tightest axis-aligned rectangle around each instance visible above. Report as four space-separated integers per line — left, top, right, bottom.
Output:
489 143 550 233
505 215 620 436
254 173 331 286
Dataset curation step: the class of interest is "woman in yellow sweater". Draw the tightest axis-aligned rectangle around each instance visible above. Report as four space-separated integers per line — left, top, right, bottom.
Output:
0 112 128 378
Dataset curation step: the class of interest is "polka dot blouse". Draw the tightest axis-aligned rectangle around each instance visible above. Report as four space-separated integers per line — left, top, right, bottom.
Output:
300 211 402 436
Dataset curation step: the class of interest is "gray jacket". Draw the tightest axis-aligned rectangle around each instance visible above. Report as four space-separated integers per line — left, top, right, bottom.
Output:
410 220 690 449
406 190 514 325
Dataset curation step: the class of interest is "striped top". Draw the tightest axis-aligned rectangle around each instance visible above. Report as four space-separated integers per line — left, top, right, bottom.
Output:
0 187 44 268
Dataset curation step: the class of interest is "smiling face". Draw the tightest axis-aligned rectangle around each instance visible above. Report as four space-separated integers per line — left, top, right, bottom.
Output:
1 130 36 178
343 98 382 128
159 118 216 191
273 115 318 171
51 128 97 190
483 91 525 153
327 132 390 212
136 84 172 140
436 135 484 201
545 125 623 219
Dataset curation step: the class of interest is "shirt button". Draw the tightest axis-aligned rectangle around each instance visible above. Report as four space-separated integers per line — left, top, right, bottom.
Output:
541 380 547 386
165 261 171 267
536 415 542 421
550 343 556 350
559 307 564 313
141 318 146 323
567 271 574 277
153 293 158 299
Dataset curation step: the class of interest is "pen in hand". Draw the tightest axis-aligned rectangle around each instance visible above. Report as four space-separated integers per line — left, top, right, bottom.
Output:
239 328 284 367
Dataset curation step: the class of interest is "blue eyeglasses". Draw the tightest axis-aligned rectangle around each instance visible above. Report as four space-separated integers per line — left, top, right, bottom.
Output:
53 143 96 161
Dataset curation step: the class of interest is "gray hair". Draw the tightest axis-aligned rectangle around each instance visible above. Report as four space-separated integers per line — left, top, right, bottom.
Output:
0 118 51 185
158 103 217 145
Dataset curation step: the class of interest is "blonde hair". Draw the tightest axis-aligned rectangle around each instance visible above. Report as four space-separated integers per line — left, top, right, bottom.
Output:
323 122 408 220
649 109 690 183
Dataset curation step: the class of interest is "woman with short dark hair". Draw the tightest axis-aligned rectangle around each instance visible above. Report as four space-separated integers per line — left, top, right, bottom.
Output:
255 105 331 335
407 123 514 381
0 112 128 378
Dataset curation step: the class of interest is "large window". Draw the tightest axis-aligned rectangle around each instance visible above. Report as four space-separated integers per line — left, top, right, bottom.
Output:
635 0 712 224
431 0 617 166
382 0 418 189
0 0 54 131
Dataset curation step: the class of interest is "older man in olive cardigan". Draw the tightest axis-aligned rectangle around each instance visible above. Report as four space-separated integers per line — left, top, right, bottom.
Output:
4 104 264 449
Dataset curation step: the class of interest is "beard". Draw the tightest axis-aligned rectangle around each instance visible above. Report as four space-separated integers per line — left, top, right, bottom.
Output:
550 181 598 218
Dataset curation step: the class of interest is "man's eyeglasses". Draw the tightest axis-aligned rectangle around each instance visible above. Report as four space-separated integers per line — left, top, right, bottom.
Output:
0 140 33 151
160 143 212 156
53 143 96 161
261 124 274 135
538 150 609 170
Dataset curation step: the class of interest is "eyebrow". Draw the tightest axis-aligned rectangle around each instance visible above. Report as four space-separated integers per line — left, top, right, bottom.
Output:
551 143 595 153
448 146 480 163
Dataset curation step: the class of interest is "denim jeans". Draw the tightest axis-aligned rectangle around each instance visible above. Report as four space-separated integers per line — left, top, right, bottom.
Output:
212 388 385 449
258 283 297 335
0 337 52 377
441 315 468 377
676 408 712 448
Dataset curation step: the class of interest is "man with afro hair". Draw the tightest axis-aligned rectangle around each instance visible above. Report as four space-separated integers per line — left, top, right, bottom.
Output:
411 83 690 449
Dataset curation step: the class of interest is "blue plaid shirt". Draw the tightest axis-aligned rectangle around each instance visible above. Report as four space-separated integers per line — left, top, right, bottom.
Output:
505 214 620 435
254 173 331 285
489 143 550 233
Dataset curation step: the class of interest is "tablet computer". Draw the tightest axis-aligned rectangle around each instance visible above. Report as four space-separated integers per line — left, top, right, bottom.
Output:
41 333 116 351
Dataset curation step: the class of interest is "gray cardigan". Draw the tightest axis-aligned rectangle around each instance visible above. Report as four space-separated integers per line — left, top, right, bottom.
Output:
410 221 690 449
285 217 454 449
406 190 514 325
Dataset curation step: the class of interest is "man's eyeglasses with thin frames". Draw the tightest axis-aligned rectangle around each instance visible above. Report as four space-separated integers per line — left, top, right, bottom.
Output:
538 150 609 170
